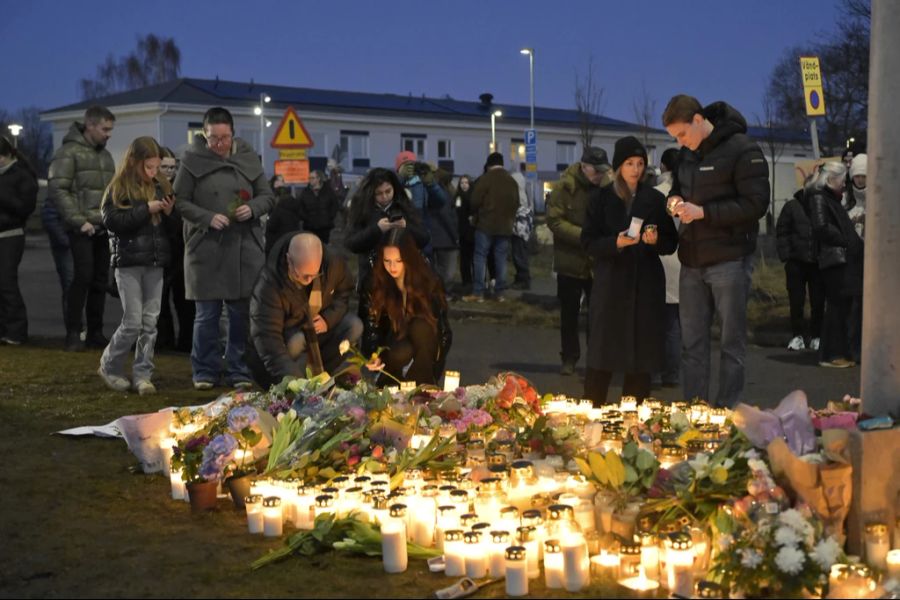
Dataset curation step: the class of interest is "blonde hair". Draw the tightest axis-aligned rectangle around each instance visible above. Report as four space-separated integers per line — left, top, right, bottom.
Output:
103 136 172 210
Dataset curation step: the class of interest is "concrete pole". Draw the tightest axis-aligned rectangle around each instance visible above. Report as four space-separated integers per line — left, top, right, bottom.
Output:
861 0 900 418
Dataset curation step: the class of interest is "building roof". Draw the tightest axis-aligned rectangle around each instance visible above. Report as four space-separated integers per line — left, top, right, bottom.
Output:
42 77 650 132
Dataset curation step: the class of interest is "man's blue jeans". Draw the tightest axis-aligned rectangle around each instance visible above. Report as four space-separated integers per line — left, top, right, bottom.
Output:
472 231 509 297
192 299 253 385
679 256 753 407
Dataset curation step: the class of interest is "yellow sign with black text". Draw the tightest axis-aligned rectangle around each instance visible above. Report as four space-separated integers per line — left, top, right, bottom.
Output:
800 56 826 117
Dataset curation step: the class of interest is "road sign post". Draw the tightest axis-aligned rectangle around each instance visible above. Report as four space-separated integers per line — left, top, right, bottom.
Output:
800 56 826 159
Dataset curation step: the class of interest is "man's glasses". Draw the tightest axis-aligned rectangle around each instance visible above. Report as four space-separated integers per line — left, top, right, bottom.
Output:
207 134 233 146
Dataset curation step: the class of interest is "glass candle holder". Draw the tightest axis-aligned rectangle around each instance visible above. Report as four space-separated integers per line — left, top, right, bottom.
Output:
262 496 283 537
489 530 510 577
443 529 465 577
382 506 408 574
443 370 460 392
665 533 694 597
504 546 529 596
314 493 334 521
544 539 564 589
516 526 540 579
244 494 264 534
619 538 642 578
463 531 487 578
865 522 890 570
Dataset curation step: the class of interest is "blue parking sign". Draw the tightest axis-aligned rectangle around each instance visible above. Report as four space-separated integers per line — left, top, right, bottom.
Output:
524 129 537 145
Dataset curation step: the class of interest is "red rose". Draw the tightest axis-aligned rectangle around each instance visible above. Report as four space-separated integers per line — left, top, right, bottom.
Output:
371 445 384 459
347 455 360 467
239 189 251 202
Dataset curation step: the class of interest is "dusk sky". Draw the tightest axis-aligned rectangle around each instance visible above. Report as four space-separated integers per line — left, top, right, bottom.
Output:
2 0 841 124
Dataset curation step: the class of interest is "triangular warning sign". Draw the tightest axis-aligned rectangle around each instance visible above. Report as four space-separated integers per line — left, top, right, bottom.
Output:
270 106 313 149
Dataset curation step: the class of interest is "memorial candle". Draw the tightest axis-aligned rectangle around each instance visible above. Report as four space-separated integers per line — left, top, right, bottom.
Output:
618 565 660 597
382 505 408 573
443 370 460 392
443 530 466 577
169 468 186 500
544 539 564 588
488 530 509 577
865 523 890 570
262 496 283 537
245 494 264 534
505 546 529 596
886 549 900 580
665 533 694 597
463 531 487 578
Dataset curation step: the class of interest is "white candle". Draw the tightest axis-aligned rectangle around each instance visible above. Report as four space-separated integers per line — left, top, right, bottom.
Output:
619 396 638 412
262 497 283 537
443 370 460 392
591 550 621 581
865 523 890 570
886 549 900 580
488 531 509 577
665 536 694 596
293 487 315 530
381 518 408 573
640 533 660 581
619 565 661 595
544 539 564 589
443 530 466 577
517 526 540 579
562 533 590 592
400 381 416 393
169 469 186 500
314 494 335 521
504 546 529 597
464 531 488 579
245 494 264 534
435 505 458 552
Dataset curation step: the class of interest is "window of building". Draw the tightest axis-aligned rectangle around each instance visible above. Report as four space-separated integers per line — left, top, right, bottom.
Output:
556 141 576 170
437 139 453 159
401 134 426 158
340 131 370 170
309 132 327 156
509 138 525 164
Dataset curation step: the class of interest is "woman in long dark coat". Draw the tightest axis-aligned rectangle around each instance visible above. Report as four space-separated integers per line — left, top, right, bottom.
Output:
581 136 678 406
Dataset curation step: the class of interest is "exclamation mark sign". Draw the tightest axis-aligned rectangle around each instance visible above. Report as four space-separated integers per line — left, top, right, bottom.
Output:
289 121 295 140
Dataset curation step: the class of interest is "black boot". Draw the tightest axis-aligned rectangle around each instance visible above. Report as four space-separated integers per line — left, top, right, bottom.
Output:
65 331 84 352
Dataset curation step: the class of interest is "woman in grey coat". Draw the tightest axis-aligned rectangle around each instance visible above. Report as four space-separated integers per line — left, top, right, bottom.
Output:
173 107 275 390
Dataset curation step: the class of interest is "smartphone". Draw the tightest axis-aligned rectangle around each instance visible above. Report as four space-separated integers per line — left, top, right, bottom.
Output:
627 217 644 238
388 214 403 223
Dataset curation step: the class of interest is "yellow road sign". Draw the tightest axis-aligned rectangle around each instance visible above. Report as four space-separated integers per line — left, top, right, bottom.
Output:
271 106 313 149
800 56 826 116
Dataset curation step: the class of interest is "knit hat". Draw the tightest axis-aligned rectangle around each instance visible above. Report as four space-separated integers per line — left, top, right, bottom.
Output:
849 153 867 179
612 136 648 171
395 150 416 171
484 152 504 169
580 146 610 168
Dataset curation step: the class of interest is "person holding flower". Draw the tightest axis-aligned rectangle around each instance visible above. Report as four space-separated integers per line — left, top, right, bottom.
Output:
174 107 275 390
97 136 175 394
359 228 452 385
581 136 678 405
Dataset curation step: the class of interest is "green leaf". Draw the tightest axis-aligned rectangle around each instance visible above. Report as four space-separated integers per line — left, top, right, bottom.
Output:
605 451 626 488
624 464 638 484
636 449 658 471
622 441 638 460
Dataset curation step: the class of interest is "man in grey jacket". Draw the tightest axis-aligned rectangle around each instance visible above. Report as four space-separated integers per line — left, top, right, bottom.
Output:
48 105 116 351
174 107 275 390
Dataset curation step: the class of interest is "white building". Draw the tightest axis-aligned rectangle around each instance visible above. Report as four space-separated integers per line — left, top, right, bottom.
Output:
41 77 815 216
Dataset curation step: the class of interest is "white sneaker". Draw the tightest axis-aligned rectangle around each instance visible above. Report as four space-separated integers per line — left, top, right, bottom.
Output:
787 336 805 351
98 367 131 392
809 338 820 351
135 380 157 396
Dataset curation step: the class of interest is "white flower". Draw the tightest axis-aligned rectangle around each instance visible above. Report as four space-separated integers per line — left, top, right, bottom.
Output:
778 509 814 537
747 458 769 474
742 448 761 460
775 526 802 547
811 537 842 570
689 453 712 479
717 534 734 552
775 545 806 575
741 548 763 568
339 339 350 356
720 457 735 470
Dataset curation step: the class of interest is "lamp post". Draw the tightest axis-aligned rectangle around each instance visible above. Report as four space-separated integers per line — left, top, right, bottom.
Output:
7 124 23 148
520 47 537 203
254 93 271 172
490 110 502 153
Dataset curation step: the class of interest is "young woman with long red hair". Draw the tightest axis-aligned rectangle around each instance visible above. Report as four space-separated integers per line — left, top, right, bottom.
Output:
360 228 452 385
98 136 175 394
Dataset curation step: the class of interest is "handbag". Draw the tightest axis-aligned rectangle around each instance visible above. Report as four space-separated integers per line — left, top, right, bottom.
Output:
818 245 847 269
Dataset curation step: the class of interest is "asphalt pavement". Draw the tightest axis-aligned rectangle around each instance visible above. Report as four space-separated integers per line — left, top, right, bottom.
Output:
13 234 858 410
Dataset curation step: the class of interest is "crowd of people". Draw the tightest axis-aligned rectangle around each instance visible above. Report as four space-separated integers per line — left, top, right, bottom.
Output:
0 96 866 408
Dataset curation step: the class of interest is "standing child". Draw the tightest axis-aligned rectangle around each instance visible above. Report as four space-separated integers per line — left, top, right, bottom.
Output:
98 137 174 394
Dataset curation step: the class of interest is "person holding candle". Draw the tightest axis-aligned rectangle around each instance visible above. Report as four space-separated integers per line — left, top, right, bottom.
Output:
581 136 678 405
360 228 452 385
97 136 175 394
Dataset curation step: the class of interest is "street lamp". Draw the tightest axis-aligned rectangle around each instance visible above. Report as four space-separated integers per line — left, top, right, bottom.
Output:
7 124 23 148
256 93 271 171
490 110 502 153
520 47 537 203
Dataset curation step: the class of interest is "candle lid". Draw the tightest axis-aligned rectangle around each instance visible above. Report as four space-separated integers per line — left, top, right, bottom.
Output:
450 489 469 500
439 484 458 493
494 438 514 449
667 531 693 550
505 546 527 561
521 509 543 524
696 580 725 598
391 486 413 497
263 496 281 508
389 503 408 518
372 495 389 510
354 475 371 484
463 530 482 544
620 540 641 555
405 468 423 481
487 464 509 478
460 513 479 527
548 504 575 520
421 484 438 497
437 504 457 515
443 529 464 543
244 494 263 505
343 486 363 497
296 485 312 496
315 494 334 507
500 506 519 519
466 439 486 451
510 459 534 473
490 530 510 544
516 525 536 541
370 480 389 489
331 475 350 488
543 539 561 554
472 522 492 533
865 522 888 534
487 452 507 466
321 486 340 496
479 477 502 491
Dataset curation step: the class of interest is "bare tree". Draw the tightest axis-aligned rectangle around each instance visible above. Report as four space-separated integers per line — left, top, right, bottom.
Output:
632 81 657 154
765 0 869 155
79 34 181 100
574 56 606 150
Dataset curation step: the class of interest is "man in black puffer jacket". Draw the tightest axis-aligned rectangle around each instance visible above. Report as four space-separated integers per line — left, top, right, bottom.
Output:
775 189 824 352
248 232 362 388
662 95 769 407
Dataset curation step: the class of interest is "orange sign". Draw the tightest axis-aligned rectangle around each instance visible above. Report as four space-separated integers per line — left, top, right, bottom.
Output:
270 106 314 149
275 159 310 184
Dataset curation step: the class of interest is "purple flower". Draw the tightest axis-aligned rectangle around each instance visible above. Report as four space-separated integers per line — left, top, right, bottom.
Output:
227 405 259 432
199 433 238 482
184 435 210 452
347 406 366 424
267 399 292 418
207 433 238 456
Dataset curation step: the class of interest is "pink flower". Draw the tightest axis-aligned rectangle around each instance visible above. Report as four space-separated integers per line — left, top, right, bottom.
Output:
347 455 360 467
